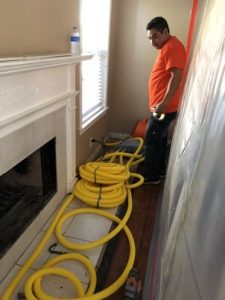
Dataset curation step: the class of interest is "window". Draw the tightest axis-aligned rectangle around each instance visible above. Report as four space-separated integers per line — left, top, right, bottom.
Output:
80 0 111 131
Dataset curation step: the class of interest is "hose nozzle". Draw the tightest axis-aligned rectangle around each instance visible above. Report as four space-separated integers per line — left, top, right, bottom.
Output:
153 111 165 121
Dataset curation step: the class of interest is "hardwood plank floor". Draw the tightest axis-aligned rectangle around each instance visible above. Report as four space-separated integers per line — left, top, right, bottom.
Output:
96 181 164 299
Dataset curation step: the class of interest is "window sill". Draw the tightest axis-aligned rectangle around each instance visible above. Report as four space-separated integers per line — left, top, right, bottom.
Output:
79 106 109 135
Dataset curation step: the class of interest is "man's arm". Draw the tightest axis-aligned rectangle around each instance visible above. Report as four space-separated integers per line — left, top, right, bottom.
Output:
155 67 182 113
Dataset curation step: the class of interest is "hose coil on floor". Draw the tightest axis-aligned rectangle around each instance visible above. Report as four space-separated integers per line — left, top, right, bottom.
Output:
2 137 144 300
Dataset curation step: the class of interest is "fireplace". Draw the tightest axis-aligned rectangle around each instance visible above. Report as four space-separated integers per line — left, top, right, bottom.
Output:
0 55 92 282
0 138 57 258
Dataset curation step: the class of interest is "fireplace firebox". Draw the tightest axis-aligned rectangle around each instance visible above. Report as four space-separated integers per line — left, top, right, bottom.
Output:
0 138 57 258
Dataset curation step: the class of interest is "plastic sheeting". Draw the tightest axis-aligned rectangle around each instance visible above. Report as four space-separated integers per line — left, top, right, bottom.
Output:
154 0 225 299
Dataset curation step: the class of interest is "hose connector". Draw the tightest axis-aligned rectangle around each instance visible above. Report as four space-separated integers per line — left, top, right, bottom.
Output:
153 111 165 121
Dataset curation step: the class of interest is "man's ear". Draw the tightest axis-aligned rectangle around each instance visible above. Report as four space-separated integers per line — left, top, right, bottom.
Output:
163 28 169 34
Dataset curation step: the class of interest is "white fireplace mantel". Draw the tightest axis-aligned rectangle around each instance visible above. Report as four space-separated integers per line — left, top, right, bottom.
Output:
0 54 93 282
0 53 93 189
0 53 93 75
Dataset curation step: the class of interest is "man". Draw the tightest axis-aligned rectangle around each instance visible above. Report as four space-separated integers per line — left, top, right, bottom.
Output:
143 17 186 184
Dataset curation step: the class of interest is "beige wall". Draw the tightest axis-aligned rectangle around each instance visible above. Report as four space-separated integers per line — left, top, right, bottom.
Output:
109 0 193 134
76 116 110 166
0 0 79 57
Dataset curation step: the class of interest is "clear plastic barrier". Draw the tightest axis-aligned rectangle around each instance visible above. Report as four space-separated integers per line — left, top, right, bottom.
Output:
154 0 225 299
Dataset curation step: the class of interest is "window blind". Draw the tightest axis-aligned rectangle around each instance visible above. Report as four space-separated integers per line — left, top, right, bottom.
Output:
80 0 111 129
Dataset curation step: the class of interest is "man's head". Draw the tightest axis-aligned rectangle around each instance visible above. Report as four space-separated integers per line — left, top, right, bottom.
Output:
146 17 170 49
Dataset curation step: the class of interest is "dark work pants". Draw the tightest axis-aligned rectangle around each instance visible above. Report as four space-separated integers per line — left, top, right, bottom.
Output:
143 111 177 178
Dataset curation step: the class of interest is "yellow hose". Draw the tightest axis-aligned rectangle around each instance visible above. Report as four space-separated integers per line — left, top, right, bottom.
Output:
25 253 97 299
2 193 75 300
26 268 85 300
79 162 130 184
100 138 144 168
74 180 127 208
24 210 135 300
55 189 133 251
1 137 144 300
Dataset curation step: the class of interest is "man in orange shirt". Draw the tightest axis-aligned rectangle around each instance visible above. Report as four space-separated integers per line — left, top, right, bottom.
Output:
143 17 186 184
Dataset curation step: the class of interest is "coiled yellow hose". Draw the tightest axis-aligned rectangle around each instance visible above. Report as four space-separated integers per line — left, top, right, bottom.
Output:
74 164 144 208
25 253 97 299
55 189 133 251
79 162 130 184
2 137 144 300
74 180 127 208
24 210 135 300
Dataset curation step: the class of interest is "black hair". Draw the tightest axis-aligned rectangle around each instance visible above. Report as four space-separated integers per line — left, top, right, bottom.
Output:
146 17 170 34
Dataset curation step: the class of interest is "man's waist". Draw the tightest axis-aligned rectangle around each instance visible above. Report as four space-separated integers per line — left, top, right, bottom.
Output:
149 99 180 113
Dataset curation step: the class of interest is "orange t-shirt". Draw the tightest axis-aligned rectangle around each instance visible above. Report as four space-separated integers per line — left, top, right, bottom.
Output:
148 36 186 113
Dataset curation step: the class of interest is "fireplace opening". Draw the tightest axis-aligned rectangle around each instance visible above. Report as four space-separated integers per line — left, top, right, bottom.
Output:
0 138 57 258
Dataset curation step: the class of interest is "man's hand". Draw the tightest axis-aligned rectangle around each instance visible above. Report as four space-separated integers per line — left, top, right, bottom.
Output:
155 68 182 114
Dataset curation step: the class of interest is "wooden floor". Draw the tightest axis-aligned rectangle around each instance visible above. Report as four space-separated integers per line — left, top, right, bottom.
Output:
96 181 164 299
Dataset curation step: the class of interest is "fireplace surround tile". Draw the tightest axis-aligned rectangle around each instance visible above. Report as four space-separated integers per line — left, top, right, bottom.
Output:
0 126 34 176
17 232 56 270
64 210 114 243
0 266 35 300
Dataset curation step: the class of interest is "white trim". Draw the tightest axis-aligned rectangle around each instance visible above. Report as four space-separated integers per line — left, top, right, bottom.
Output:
0 97 67 139
0 91 72 130
79 0 111 133
0 53 93 75
79 106 108 135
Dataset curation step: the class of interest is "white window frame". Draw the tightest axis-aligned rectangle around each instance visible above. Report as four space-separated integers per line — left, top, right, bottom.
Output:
79 0 111 134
